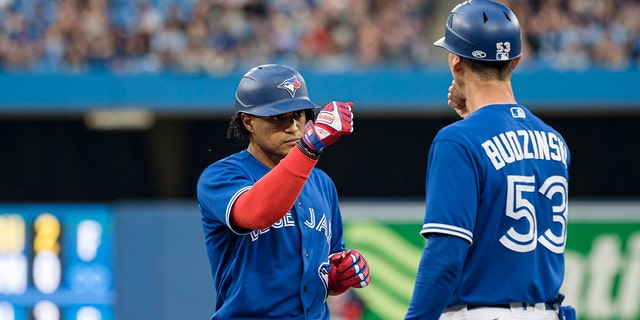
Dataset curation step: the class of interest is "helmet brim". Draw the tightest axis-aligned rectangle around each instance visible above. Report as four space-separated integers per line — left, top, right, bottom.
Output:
238 97 319 116
433 37 445 48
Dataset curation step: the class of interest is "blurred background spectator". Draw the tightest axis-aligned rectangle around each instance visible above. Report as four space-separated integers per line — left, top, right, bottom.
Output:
0 0 639 75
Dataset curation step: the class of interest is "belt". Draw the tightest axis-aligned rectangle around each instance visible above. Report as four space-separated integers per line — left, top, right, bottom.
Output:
467 303 556 311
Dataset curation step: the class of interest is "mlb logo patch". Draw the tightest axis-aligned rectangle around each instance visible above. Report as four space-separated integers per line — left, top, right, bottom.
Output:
496 52 510 61
510 107 526 118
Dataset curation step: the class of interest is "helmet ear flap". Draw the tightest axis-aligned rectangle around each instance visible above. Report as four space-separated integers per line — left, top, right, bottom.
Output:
305 108 319 122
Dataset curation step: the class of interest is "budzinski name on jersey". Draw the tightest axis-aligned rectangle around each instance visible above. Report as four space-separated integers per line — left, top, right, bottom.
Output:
481 129 568 170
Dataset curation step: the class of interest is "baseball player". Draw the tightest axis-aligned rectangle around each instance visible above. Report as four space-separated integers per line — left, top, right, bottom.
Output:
405 1 575 319
197 64 370 319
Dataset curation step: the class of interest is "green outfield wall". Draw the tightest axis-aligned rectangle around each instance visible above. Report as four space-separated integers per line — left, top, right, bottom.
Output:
339 200 640 320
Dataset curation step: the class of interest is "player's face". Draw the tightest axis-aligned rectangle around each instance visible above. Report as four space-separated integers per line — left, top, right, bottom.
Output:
243 110 307 167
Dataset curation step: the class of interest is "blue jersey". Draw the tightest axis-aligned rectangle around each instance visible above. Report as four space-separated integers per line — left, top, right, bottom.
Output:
421 104 570 306
197 150 345 319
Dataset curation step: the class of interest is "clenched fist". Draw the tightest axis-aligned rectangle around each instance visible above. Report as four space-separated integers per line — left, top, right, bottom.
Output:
302 101 354 152
328 249 370 294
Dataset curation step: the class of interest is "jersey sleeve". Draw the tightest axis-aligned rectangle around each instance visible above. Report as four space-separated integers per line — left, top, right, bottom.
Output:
405 234 468 319
197 160 255 235
421 138 477 244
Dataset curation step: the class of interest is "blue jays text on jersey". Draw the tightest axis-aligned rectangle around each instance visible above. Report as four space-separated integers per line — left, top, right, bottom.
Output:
249 208 332 243
197 150 345 319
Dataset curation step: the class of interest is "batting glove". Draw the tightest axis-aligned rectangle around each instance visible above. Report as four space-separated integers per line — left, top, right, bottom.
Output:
302 101 354 152
328 249 370 294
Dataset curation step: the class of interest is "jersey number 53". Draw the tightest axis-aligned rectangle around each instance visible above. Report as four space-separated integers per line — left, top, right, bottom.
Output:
499 175 568 254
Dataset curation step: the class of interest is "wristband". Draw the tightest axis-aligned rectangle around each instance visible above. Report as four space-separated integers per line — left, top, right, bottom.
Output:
297 139 322 160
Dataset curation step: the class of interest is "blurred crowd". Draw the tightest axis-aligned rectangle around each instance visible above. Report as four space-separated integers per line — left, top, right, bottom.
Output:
0 0 639 75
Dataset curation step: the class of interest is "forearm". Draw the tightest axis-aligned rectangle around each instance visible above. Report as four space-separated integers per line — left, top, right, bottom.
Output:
231 145 317 230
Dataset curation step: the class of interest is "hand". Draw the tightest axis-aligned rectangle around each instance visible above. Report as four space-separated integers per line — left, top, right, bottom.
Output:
302 101 354 152
328 249 370 294
447 80 468 118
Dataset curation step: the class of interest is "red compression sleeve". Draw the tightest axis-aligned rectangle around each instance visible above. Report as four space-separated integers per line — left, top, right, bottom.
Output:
231 146 318 230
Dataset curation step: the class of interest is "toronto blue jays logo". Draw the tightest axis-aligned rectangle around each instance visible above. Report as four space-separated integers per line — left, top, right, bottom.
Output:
277 75 301 97
319 261 330 301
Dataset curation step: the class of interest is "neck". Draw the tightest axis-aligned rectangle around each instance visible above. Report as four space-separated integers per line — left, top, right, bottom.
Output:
247 143 280 169
463 78 517 115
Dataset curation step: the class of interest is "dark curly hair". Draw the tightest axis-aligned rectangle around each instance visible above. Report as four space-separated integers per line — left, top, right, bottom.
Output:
226 113 250 141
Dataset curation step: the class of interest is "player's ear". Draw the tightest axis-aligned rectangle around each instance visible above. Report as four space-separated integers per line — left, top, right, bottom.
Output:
241 113 255 132
511 56 522 71
450 53 463 75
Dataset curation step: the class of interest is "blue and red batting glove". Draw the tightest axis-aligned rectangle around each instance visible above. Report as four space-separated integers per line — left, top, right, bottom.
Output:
328 249 370 294
302 101 354 152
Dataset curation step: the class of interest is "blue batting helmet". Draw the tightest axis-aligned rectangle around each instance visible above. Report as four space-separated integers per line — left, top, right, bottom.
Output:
434 0 522 61
234 64 319 116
